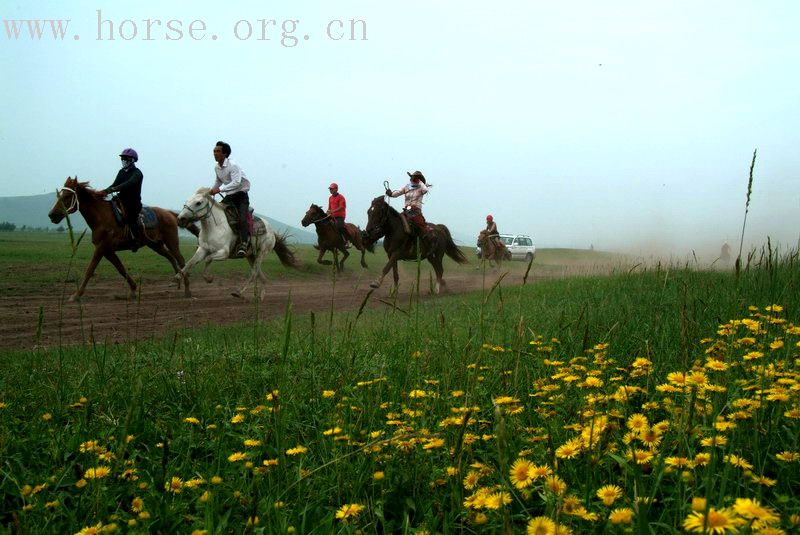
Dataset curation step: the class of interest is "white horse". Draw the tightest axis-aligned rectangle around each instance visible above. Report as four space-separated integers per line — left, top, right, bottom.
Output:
176 188 300 300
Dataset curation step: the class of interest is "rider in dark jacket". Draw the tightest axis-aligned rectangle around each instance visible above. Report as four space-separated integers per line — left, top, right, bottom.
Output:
100 148 144 250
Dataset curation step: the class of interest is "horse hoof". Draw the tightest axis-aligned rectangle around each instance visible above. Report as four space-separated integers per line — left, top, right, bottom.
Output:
68 294 79 303
369 281 380 289
231 290 243 298
202 275 214 283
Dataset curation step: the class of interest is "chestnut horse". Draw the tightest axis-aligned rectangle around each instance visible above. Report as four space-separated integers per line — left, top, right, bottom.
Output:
48 177 197 301
477 230 511 267
300 204 373 272
363 196 468 293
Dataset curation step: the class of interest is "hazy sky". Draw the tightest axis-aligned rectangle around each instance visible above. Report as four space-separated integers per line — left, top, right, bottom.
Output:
3 0 798 253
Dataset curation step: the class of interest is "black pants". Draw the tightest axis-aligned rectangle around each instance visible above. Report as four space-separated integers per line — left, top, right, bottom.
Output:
222 191 250 243
333 217 348 241
121 199 142 238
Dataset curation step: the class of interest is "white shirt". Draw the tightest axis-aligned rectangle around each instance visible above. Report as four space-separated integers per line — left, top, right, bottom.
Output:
389 182 428 210
214 158 251 195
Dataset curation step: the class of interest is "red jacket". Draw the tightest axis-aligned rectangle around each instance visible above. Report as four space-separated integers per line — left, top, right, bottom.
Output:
328 193 346 218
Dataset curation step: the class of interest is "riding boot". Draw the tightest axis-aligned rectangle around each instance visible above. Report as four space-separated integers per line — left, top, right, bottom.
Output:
130 224 143 252
341 232 351 249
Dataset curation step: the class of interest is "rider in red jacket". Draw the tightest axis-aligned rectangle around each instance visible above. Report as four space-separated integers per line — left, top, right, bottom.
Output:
327 183 349 246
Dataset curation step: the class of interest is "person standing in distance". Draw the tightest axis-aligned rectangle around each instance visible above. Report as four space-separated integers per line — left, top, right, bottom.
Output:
209 141 251 257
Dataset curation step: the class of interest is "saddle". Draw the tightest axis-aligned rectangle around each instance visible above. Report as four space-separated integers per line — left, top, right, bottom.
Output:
222 205 267 236
111 197 157 230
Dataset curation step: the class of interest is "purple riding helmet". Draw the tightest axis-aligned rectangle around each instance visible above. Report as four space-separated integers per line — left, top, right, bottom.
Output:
119 148 139 162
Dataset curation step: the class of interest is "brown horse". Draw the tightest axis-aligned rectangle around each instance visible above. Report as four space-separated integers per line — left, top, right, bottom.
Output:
477 230 511 267
364 196 468 293
301 204 373 272
48 177 197 301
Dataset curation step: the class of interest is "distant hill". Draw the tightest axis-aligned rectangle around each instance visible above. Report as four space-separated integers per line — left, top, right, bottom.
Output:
0 193 318 244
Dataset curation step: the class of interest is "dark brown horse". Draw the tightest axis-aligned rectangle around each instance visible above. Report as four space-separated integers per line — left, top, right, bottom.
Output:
48 177 198 301
477 229 511 267
364 196 468 293
301 204 372 272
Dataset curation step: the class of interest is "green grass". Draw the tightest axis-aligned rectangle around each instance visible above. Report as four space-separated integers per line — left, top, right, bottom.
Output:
1 233 798 533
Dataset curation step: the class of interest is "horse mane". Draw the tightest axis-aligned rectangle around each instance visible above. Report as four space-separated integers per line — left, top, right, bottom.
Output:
194 187 221 207
68 178 105 200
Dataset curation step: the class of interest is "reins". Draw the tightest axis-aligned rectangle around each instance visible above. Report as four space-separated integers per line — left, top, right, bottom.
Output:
181 196 215 223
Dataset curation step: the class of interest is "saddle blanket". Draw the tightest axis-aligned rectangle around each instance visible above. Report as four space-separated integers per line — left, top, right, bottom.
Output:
224 205 267 236
111 199 157 229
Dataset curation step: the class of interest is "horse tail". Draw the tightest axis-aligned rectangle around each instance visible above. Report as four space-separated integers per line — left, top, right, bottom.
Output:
273 233 302 268
170 210 201 237
441 227 469 264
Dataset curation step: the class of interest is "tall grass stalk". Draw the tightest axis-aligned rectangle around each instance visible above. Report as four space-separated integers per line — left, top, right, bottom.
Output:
736 149 757 277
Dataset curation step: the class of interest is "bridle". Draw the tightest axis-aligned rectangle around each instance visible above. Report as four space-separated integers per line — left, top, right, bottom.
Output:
55 187 80 214
181 195 214 222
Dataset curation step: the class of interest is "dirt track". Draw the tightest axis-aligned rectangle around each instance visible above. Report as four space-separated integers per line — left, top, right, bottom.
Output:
0 266 544 351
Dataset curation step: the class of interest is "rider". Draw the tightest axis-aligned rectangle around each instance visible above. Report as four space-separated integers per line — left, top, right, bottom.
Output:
485 215 502 248
99 148 144 251
385 170 432 242
209 141 251 257
327 182 350 247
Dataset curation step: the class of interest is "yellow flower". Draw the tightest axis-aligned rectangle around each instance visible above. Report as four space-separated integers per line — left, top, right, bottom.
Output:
210 476 223 485
183 417 200 424
776 451 799 462
230 414 245 424
609 508 634 524
42 413 53 422
165 477 183 493
228 452 247 462
683 508 738 534
627 414 649 432
286 445 308 456
322 390 336 398
335 503 365 524
526 516 556 535
131 496 144 513
544 475 567 495
83 467 110 479
463 471 480 490
555 440 582 460
596 484 623 506
243 439 261 447
373 471 384 480
509 458 536 489
75 523 104 535
732 498 779 523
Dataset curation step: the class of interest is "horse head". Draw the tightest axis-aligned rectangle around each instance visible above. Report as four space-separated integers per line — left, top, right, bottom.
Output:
477 229 489 247
301 204 325 227
177 188 214 225
49 176 83 223
365 195 390 243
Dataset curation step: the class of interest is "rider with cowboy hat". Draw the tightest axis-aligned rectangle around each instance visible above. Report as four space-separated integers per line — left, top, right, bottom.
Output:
99 147 144 251
385 170 432 240
327 182 350 247
485 215 502 248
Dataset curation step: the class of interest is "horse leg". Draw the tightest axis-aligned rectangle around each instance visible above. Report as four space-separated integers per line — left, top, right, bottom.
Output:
104 251 137 299
70 247 105 302
317 248 332 266
430 255 445 294
161 230 192 298
148 242 191 297
370 252 402 289
359 247 367 268
201 258 214 283
177 247 208 281
232 255 259 299
338 247 349 272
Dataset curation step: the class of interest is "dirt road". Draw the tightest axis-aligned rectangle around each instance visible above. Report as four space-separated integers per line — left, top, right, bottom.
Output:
0 266 546 351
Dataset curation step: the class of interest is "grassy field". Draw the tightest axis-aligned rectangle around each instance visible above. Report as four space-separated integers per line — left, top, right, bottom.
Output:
0 232 798 534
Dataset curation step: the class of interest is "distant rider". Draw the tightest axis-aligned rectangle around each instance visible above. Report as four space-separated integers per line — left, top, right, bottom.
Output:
99 148 144 251
209 141 251 257
385 170 431 241
485 215 502 248
327 182 350 247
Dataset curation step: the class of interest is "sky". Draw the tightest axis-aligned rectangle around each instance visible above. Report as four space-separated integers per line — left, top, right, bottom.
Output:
2 0 799 256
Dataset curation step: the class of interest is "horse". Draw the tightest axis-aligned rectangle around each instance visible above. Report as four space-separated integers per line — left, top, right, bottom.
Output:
300 204 373 272
176 188 300 300
363 196 468 293
477 229 511 267
47 177 196 301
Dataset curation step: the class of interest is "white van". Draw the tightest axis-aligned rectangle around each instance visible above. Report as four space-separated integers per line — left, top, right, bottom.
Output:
476 234 536 261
